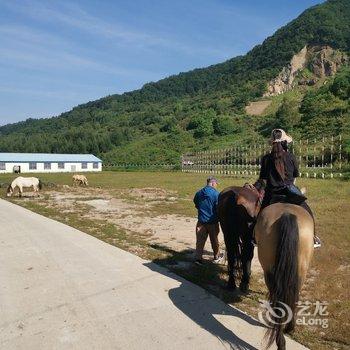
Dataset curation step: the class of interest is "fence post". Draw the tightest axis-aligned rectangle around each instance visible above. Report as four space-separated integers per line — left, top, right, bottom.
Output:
180 134 345 179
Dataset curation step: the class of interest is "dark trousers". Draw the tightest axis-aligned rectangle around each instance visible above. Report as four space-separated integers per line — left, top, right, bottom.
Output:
262 188 314 220
195 222 220 260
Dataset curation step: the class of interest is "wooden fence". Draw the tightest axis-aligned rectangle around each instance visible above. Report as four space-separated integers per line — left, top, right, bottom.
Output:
181 135 347 179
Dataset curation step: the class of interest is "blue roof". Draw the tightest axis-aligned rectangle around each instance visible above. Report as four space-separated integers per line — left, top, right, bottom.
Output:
0 153 102 162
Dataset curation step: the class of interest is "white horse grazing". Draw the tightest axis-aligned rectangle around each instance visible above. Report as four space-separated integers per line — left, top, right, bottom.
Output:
72 174 88 186
7 177 42 197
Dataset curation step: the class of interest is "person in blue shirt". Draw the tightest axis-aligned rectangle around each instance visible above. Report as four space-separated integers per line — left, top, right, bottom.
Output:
193 176 224 265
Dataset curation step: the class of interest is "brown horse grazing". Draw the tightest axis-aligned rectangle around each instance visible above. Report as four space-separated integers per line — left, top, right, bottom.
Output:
218 186 263 292
254 203 314 350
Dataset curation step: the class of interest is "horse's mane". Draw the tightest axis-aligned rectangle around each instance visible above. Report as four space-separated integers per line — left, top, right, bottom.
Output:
219 185 261 218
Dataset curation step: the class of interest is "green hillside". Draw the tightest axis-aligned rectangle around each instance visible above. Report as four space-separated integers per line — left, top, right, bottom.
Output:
0 0 349 164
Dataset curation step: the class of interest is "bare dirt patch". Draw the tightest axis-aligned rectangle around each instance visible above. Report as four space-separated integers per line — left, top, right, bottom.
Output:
42 187 216 258
128 187 177 201
38 186 263 271
245 100 271 116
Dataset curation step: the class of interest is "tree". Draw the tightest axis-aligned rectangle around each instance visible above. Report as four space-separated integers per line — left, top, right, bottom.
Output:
275 96 301 130
187 111 215 138
213 115 236 135
330 72 350 99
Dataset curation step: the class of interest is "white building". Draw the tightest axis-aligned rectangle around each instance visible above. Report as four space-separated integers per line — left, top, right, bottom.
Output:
0 153 102 174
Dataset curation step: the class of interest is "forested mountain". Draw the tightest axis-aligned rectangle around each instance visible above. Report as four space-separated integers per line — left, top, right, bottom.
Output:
0 0 349 164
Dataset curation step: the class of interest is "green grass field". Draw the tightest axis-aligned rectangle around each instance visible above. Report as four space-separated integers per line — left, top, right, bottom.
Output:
0 171 349 349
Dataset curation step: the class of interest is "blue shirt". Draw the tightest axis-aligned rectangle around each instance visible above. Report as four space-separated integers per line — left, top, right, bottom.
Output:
193 185 219 224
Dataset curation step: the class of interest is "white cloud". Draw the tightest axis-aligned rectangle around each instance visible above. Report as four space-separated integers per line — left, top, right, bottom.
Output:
0 24 159 79
0 85 80 100
1 0 228 57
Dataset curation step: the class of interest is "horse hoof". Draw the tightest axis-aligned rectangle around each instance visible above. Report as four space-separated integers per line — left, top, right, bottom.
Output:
239 282 249 293
226 283 237 291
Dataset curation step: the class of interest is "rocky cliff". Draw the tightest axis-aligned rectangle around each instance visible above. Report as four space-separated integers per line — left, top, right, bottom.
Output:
264 45 348 96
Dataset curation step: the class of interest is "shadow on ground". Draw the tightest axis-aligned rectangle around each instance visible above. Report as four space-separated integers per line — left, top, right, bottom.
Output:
144 249 266 350
148 244 265 304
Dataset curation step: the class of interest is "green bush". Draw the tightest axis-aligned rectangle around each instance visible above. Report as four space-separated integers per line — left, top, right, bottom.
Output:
213 115 236 135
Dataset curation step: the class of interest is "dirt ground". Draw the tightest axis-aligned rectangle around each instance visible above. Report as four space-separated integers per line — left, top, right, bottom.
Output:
51 187 200 253
5 170 349 349
21 185 263 273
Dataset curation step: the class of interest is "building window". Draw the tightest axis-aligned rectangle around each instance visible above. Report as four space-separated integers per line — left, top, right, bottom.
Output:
44 162 51 170
58 162 65 169
0 162 5 170
81 162 88 169
93 162 99 169
29 162 37 170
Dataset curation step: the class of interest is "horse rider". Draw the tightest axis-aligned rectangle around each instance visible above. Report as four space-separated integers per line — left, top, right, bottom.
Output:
193 176 225 265
249 128 321 248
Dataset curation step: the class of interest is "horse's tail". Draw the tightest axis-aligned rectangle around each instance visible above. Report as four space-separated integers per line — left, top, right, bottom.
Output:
38 179 43 190
266 212 300 349
6 184 13 195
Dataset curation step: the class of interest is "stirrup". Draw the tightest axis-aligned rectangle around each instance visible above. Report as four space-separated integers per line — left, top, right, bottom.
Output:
314 236 322 248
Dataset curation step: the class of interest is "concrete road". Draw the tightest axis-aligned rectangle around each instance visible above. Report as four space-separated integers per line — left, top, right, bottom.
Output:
0 199 307 350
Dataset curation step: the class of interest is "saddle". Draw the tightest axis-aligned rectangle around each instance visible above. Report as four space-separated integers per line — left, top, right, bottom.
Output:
270 185 307 206
236 184 307 220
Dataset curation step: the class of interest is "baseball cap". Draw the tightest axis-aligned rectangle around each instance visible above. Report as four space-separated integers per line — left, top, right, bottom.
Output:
207 176 219 184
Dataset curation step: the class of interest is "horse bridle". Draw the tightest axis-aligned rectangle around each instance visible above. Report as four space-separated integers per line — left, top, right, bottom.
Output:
243 183 265 218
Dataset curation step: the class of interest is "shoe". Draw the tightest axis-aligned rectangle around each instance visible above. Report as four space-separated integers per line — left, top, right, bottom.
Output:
194 259 204 266
314 235 322 248
239 281 249 293
213 253 225 264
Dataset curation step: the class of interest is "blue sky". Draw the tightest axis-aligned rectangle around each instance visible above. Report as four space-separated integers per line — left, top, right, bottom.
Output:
0 0 323 125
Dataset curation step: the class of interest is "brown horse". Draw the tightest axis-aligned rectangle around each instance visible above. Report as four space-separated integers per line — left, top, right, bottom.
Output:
218 185 263 292
254 203 314 350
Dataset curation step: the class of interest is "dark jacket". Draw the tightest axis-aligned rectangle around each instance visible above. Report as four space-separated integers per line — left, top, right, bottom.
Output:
193 186 219 224
259 151 307 209
260 152 299 192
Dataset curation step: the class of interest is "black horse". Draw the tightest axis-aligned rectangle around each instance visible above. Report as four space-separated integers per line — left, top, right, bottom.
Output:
217 186 262 292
